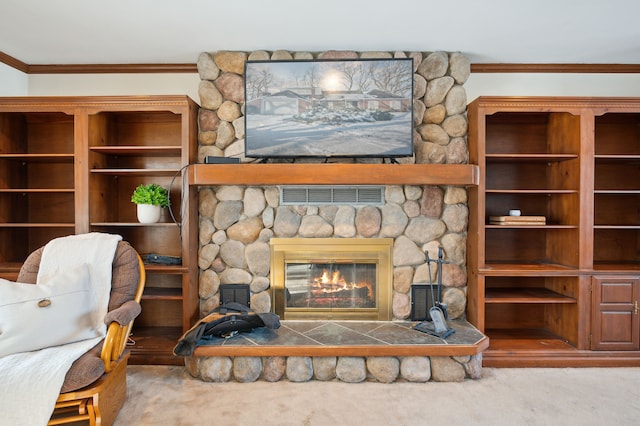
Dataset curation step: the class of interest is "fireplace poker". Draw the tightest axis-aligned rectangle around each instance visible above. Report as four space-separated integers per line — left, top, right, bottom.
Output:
436 246 449 319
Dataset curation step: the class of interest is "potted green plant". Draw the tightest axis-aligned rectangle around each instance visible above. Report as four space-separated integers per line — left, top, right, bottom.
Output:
131 183 169 223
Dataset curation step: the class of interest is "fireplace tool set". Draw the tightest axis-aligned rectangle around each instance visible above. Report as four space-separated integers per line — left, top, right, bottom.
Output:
413 246 455 339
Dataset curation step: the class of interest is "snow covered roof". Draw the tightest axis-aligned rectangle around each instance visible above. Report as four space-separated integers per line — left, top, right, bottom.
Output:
269 90 307 98
367 90 403 98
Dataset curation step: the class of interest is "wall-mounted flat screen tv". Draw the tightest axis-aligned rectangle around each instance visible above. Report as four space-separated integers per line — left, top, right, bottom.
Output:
244 58 414 159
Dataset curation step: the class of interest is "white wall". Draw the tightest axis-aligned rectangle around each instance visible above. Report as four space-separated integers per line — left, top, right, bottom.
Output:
0 63 28 95
19 72 640 106
27 73 200 101
465 73 640 102
1 64 640 104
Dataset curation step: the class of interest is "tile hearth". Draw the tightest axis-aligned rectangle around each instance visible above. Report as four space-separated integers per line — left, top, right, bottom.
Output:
193 320 487 357
186 320 487 383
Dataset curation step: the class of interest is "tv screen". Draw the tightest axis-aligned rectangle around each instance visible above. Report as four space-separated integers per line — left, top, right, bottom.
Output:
244 58 414 159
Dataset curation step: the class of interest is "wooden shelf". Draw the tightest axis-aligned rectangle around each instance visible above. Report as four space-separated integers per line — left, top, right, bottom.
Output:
91 222 177 227
486 189 578 194
592 262 640 272
142 287 183 300
90 146 182 156
486 154 578 161
485 288 576 303
189 163 479 186
91 168 180 176
483 328 640 367
486 328 572 348
480 263 579 276
0 153 74 162
594 190 640 194
128 326 184 366
0 189 74 193
595 154 640 161
0 223 75 227
486 224 577 229
483 328 578 367
143 264 189 274
0 262 22 271
0 263 22 280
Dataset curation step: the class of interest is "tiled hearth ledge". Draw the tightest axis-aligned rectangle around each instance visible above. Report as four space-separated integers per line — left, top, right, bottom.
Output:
183 320 488 383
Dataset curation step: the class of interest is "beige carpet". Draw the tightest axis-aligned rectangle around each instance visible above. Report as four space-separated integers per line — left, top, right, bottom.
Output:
115 365 640 425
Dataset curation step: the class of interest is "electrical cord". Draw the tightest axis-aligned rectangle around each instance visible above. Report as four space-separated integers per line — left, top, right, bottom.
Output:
167 164 191 241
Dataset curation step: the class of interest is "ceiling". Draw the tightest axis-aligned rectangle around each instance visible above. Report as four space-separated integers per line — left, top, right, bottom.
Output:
2 0 639 66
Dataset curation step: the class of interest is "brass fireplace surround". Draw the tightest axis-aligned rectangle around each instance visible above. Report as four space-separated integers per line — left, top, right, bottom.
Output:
270 238 393 320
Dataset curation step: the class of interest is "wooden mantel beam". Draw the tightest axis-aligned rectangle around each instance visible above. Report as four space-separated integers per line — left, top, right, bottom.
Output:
188 163 479 186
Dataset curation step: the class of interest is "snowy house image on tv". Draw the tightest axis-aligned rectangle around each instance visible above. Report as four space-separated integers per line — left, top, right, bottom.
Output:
244 58 414 158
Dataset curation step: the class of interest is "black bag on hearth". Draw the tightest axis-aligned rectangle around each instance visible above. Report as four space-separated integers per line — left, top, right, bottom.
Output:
173 302 280 356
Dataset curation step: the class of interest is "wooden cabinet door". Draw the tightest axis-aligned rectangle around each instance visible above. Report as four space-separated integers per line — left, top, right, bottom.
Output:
591 276 640 350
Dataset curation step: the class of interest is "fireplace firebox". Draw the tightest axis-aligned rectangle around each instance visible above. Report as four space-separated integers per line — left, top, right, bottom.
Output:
270 238 392 320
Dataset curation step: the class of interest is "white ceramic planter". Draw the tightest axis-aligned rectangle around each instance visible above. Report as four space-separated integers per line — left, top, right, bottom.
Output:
136 204 161 223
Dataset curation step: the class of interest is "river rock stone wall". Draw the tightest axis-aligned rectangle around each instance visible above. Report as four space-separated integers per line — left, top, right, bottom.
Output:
197 50 470 164
197 184 469 320
185 354 483 383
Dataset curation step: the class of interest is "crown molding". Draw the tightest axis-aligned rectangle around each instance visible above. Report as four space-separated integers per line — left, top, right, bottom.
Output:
27 63 197 74
2 51 639 75
0 52 197 74
470 63 640 73
0 51 29 73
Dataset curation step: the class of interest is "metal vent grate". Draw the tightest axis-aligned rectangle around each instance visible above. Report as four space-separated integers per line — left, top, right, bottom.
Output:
280 186 385 206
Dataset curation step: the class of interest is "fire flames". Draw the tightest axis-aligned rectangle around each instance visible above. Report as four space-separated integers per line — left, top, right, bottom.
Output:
311 269 374 299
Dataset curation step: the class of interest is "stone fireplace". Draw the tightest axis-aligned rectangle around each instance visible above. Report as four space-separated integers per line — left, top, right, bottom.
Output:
188 50 483 384
270 238 392 320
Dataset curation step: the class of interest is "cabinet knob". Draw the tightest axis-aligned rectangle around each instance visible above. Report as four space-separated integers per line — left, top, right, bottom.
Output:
635 301 639 315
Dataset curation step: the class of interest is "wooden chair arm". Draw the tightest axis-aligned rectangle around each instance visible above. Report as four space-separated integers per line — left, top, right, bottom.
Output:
100 321 130 372
100 253 146 372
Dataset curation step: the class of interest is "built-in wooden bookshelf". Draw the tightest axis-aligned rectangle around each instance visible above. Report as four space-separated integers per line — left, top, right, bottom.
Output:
468 97 640 367
0 96 199 365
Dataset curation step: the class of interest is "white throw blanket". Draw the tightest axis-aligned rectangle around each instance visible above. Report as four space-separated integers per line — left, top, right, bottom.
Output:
0 232 122 426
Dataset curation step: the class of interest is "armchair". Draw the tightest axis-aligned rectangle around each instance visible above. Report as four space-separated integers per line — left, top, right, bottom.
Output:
16 240 145 426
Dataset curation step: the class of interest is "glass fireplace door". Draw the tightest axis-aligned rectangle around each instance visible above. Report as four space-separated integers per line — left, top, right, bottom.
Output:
270 238 393 321
285 262 377 310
